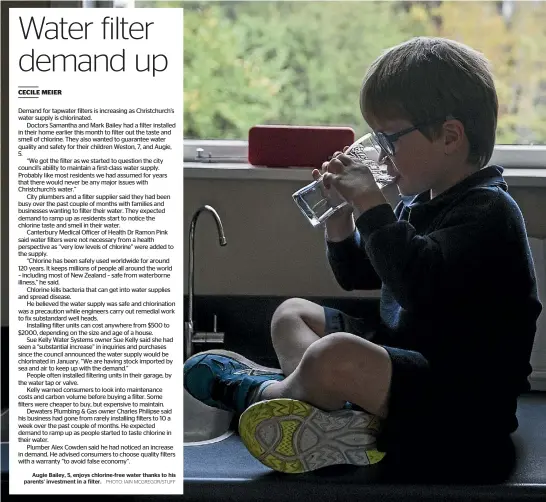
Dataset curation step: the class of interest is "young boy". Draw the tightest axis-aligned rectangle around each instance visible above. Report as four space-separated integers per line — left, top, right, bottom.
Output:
184 37 542 480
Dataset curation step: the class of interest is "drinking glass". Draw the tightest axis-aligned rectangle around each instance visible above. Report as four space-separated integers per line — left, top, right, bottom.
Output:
292 133 397 227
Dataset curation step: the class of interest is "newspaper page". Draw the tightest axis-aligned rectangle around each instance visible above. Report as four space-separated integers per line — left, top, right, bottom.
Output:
9 7 184 494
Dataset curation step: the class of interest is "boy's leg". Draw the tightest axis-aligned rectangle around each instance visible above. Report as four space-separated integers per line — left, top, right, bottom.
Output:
238 333 392 473
183 297 323 411
270 298 329 376
185 331 391 417
264 332 391 418
184 299 386 414
184 332 393 472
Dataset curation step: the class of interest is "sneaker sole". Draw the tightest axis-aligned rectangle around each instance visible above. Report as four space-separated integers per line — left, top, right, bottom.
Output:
239 398 385 474
188 349 283 375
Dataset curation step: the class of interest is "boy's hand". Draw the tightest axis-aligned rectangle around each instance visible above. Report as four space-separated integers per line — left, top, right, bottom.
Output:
322 151 387 214
312 149 353 220
313 149 353 241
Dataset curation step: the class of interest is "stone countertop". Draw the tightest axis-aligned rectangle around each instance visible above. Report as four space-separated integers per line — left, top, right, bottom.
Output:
183 393 546 502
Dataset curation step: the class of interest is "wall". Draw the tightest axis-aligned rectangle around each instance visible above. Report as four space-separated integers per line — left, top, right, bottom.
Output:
183 177 546 297
184 176 546 390
183 177 387 298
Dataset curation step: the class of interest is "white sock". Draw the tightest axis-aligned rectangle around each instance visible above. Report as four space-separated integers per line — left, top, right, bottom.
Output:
247 380 278 406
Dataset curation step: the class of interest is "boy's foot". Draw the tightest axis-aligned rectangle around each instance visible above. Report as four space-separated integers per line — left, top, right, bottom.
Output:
184 350 284 414
239 398 385 474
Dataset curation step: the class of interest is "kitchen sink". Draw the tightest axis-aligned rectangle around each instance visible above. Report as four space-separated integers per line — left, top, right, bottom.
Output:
184 389 234 446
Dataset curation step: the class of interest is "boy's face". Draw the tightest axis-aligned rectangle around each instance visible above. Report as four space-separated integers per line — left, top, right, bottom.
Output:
366 115 450 197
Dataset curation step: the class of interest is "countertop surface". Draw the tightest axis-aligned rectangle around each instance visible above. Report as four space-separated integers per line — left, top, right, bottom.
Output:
183 393 546 501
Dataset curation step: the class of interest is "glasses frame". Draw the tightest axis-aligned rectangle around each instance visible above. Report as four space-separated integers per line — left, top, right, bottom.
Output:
373 115 456 156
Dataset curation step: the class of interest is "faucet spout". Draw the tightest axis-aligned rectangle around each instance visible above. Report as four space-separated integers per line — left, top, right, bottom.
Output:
186 205 227 360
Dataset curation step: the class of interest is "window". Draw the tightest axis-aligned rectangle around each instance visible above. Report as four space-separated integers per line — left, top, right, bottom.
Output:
133 1 546 166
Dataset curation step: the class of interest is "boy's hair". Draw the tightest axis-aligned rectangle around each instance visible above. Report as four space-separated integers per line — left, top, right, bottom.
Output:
360 37 498 169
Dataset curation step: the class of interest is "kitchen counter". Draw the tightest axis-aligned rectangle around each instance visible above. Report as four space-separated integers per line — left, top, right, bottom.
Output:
183 393 546 502
2 393 545 500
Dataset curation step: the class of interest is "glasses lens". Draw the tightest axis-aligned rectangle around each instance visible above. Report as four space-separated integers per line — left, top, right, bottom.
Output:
375 133 393 156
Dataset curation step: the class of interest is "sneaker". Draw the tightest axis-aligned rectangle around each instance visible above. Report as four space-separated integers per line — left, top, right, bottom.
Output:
184 350 284 414
239 398 385 474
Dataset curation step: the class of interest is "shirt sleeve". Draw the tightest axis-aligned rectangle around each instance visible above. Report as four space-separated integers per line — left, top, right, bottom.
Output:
326 225 383 291
355 188 506 310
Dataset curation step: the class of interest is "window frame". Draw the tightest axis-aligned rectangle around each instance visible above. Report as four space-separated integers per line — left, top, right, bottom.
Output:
184 140 546 169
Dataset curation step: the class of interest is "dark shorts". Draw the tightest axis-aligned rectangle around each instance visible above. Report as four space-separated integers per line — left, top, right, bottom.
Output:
323 307 516 481
323 307 433 453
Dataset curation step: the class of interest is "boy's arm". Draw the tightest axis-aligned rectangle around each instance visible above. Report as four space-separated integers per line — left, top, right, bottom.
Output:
356 189 508 310
326 227 382 291
325 199 406 291
324 204 399 291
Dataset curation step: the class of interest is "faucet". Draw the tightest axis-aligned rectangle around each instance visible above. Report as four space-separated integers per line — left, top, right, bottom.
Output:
185 205 227 360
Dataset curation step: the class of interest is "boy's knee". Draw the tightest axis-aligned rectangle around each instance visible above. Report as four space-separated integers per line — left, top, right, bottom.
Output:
271 298 308 333
299 333 354 386
301 333 388 386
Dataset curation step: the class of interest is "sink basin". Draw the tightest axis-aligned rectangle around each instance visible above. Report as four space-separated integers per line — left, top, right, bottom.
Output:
184 389 234 445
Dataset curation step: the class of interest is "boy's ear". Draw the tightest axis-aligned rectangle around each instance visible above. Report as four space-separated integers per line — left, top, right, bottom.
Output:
443 118 465 155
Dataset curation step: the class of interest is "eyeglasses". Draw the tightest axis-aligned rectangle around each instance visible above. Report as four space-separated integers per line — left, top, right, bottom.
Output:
372 115 455 157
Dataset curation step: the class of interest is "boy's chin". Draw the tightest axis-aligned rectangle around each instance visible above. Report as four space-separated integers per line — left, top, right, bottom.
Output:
397 185 418 198
396 179 422 198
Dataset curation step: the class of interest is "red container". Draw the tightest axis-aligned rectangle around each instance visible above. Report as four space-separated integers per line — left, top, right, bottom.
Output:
248 125 355 169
